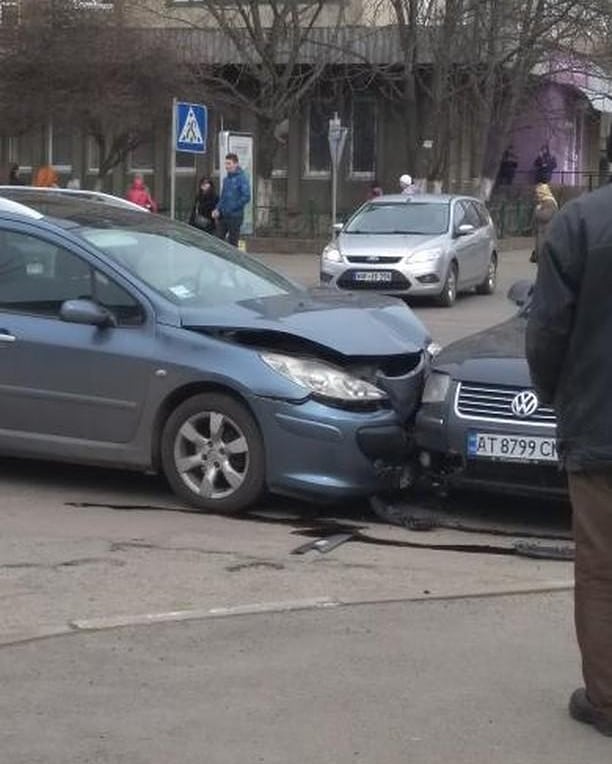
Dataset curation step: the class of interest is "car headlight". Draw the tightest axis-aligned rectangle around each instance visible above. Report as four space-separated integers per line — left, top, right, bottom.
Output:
422 371 450 403
409 248 443 264
261 352 387 402
322 246 343 263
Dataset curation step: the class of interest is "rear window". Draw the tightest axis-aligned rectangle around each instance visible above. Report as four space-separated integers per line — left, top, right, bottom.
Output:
345 202 450 235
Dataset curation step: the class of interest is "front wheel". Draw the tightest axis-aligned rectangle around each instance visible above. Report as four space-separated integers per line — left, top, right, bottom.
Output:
476 253 497 295
161 393 265 513
436 262 458 307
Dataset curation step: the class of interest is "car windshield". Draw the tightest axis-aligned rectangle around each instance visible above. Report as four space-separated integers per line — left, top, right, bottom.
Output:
74 216 301 308
10 209 300 308
0 191 299 308
345 202 450 235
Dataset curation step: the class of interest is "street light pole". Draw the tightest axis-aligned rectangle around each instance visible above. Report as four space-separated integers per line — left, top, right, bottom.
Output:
328 112 348 230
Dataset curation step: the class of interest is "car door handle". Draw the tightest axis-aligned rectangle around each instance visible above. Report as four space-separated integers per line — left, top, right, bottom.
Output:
0 330 16 343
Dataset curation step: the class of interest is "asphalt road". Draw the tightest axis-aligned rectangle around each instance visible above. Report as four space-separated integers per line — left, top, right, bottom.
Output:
1 246 596 763
253 246 532 346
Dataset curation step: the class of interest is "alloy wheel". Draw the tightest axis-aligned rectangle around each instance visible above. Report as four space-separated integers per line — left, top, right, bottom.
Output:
173 411 249 500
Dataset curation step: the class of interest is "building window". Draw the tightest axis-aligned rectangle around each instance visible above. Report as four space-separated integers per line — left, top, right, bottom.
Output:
0 1 19 26
305 102 332 177
49 124 73 171
176 150 196 173
8 132 36 172
351 99 376 178
129 141 154 174
212 108 241 175
86 137 101 174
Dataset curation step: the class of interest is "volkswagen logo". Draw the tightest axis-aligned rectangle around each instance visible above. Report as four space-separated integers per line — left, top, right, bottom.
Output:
511 390 539 419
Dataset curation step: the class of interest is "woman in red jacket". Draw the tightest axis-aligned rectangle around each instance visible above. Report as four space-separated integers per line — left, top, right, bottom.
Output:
126 174 157 212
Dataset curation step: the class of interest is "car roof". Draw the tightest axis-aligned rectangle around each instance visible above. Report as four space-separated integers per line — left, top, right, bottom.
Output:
0 186 149 216
368 193 482 204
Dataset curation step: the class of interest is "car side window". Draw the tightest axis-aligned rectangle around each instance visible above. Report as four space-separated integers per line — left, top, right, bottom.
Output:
0 231 93 316
473 202 491 228
0 230 143 325
453 202 467 230
463 202 482 229
93 271 144 326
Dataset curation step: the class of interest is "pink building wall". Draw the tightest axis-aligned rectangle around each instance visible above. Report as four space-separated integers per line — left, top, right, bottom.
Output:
506 83 590 186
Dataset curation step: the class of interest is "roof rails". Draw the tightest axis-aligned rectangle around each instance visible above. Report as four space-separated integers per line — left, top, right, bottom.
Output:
0 186 149 214
0 196 44 220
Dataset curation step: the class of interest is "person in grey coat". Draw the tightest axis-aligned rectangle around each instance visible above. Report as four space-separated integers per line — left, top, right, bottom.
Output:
531 183 558 264
526 182 612 738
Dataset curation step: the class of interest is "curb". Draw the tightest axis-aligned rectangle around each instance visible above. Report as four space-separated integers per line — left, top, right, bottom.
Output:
0 582 573 648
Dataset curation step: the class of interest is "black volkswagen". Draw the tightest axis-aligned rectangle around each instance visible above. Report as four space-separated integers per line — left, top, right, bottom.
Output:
414 281 567 497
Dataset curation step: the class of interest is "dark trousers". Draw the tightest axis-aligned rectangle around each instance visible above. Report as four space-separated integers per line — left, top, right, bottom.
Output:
216 216 243 247
569 469 612 722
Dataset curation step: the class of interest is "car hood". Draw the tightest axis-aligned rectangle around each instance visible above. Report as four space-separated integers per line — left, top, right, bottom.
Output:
179 289 429 357
336 232 446 256
434 314 532 386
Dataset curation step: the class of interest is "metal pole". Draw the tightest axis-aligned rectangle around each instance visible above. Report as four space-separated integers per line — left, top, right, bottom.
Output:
331 162 338 228
170 97 177 220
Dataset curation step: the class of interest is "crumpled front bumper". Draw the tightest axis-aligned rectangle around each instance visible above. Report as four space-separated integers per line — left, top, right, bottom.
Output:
248 361 425 501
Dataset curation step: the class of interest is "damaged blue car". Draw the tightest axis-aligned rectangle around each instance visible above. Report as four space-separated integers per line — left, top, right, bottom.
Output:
0 188 433 512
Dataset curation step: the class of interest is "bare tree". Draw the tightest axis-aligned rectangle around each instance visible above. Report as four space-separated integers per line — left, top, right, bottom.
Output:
132 0 351 204
0 0 178 186
376 0 606 197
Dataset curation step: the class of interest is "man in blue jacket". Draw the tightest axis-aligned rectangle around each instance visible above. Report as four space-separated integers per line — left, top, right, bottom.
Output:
212 153 251 246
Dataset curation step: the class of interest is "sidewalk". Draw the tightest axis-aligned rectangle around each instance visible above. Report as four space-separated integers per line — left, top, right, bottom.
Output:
2 591 609 764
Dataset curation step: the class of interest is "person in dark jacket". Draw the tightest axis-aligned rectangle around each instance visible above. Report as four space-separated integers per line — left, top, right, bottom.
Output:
189 177 218 234
533 143 557 184
8 163 23 185
212 153 251 246
526 183 612 738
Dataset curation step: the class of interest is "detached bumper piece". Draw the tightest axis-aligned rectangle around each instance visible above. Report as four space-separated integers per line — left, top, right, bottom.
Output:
357 425 408 463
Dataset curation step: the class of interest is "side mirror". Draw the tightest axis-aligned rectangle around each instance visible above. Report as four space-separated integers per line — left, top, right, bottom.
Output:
332 222 344 234
455 223 476 237
60 299 116 328
507 279 534 307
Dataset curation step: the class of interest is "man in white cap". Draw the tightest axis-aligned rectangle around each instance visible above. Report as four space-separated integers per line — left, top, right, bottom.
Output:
399 174 416 195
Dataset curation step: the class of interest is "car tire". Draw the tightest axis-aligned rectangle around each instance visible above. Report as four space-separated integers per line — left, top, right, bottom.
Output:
476 253 497 295
436 262 458 307
161 393 265 513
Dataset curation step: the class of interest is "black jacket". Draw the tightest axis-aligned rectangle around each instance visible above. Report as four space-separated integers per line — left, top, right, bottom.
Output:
189 190 218 228
526 183 612 471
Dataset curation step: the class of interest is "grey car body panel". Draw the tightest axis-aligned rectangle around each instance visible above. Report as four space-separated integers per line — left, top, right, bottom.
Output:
321 194 496 297
0 199 431 499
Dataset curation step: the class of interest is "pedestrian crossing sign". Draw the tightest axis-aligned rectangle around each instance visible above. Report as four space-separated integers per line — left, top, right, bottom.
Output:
175 102 207 154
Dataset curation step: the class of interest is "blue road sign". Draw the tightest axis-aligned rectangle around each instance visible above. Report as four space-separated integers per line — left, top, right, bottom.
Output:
175 102 207 154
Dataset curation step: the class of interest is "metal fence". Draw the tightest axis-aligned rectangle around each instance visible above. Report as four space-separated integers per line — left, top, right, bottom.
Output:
175 175 607 241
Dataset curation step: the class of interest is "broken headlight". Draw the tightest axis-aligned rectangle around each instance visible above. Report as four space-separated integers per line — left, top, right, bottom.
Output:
261 352 387 402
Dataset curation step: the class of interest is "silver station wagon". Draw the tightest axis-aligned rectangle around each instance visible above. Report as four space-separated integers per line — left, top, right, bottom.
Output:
320 194 498 307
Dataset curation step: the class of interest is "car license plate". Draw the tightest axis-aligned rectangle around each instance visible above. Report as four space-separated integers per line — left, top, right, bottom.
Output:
467 432 558 463
354 271 393 283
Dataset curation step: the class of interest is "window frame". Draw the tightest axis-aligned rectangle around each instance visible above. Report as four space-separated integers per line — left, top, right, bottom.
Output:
304 101 332 179
0 227 146 327
47 122 73 174
349 98 377 180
